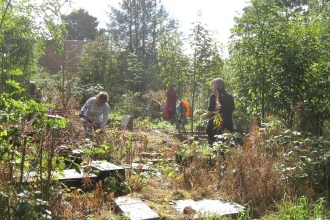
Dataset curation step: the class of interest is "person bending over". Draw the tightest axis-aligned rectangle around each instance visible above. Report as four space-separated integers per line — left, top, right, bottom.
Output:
79 91 110 139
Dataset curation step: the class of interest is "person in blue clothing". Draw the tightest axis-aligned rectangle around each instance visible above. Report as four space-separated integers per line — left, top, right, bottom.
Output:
202 78 235 145
79 91 110 139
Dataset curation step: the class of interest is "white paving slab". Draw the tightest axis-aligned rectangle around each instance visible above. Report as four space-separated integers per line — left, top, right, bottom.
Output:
172 198 245 217
114 197 160 220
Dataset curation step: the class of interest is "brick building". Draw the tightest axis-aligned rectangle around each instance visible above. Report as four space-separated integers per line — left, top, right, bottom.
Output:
38 40 90 74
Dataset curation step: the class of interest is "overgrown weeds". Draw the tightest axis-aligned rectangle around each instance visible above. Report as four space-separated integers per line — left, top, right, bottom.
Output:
2 85 330 219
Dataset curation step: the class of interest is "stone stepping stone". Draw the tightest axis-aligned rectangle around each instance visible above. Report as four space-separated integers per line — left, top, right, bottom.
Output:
147 158 173 164
123 163 153 172
22 161 125 188
89 161 125 181
171 198 245 218
20 171 38 183
21 170 97 187
121 115 134 130
53 169 98 187
114 197 160 220
140 152 161 158
71 149 84 156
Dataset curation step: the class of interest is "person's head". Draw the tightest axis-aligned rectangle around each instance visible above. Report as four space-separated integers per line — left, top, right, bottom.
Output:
96 91 109 106
211 78 226 93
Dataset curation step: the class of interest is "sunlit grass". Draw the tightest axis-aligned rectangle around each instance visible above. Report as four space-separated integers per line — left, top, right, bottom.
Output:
261 196 329 220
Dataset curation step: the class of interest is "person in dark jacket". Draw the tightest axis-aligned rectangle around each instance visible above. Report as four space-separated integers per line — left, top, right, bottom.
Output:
202 78 235 145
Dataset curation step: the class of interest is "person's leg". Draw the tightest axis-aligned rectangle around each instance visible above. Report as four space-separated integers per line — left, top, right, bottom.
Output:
83 119 93 139
208 133 216 146
206 118 216 147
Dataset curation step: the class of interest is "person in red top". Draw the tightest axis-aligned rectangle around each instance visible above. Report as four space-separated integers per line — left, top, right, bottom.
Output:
202 78 235 145
163 85 176 120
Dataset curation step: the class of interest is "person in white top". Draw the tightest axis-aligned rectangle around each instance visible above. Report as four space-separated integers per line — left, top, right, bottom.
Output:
79 91 110 139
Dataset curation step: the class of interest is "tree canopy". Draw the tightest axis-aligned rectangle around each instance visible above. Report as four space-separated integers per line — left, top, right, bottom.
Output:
229 0 330 134
107 0 179 92
0 0 66 95
62 8 99 40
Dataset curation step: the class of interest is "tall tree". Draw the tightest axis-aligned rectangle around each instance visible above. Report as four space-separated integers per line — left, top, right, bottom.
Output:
229 0 330 134
230 0 281 121
62 9 99 40
77 35 120 95
188 14 224 132
107 0 178 92
126 52 144 93
157 28 189 99
0 0 66 95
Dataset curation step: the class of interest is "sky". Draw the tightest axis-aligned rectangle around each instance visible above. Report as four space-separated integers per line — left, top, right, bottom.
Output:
66 0 250 46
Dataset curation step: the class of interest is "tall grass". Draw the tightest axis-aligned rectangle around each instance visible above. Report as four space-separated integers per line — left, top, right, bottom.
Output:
262 196 328 219
2 85 330 219
165 118 330 218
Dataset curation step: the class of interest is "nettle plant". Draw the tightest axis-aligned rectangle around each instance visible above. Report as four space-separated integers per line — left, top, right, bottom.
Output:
0 83 69 219
246 119 330 199
213 132 246 154
175 140 215 166
277 132 330 196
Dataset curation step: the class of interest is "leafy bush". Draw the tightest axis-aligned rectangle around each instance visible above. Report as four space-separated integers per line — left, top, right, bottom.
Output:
113 89 166 119
0 85 70 219
74 83 105 105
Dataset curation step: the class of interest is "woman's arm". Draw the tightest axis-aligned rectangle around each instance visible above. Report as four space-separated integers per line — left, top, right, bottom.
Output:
204 110 213 118
100 105 110 128
202 94 216 119
81 98 94 112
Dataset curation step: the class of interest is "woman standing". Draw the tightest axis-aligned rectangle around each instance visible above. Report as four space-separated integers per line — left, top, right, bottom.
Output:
79 92 110 139
203 78 235 145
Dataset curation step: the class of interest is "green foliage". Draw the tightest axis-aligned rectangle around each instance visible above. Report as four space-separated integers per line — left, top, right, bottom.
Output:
237 205 252 220
113 90 151 117
278 134 330 194
0 79 69 219
239 119 330 197
126 53 144 93
0 0 67 94
175 141 214 165
104 174 128 195
229 0 330 134
77 35 120 96
157 29 189 99
62 8 99 40
147 118 175 130
31 70 105 107
108 0 178 91
263 196 329 219
188 13 224 133
213 132 246 154
127 172 150 192
74 83 104 105
0 190 52 220
3 0 330 218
